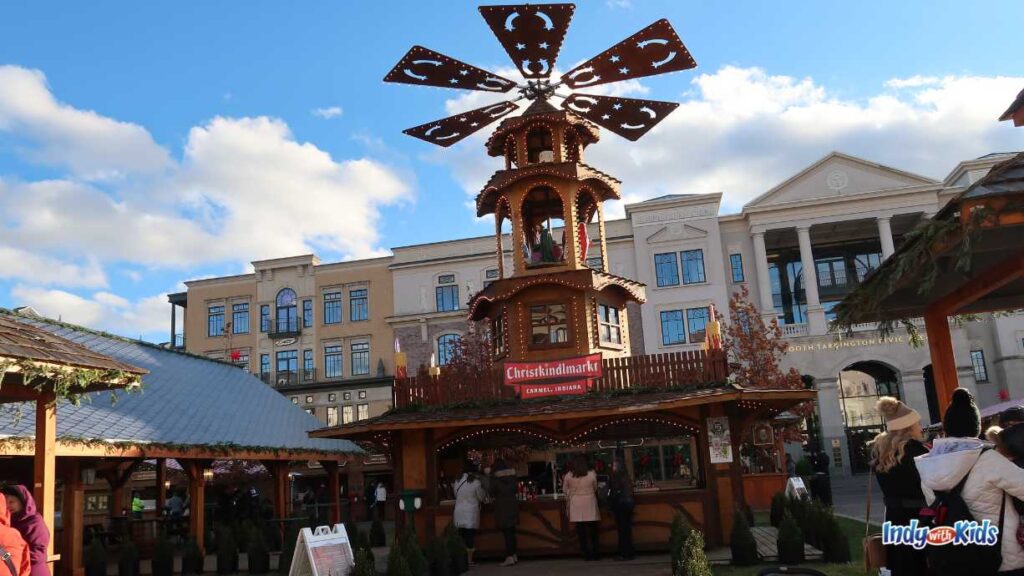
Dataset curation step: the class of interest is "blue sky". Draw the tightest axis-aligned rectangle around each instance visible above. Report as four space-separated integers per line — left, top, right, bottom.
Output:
0 1 1021 341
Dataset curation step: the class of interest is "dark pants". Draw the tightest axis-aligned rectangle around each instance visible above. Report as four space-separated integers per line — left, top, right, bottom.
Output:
614 504 634 559
575 521 600 560
459 528 477 549
502 527 517 557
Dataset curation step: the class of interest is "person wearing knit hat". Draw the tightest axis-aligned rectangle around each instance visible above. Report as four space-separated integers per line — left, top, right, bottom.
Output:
869 396 929 576
943 387 981 438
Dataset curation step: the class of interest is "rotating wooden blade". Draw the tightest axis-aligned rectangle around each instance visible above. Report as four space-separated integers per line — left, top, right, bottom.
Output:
562 94 678 141
403 101 520 147
384 46 517 93
480 3 575 80
561 19 696 89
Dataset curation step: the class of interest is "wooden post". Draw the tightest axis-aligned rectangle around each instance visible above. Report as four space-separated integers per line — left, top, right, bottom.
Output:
321 461 341 525
155 458 167 514
925 310 958 414
265 461 290 523
60 460 85 576
182 461 208 555
33 391 57 569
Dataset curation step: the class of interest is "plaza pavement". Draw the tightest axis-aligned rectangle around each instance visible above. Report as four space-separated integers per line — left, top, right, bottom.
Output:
828 472 884 526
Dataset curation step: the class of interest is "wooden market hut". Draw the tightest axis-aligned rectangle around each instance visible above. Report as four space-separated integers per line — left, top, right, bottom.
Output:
832 152 1024 412
0 309 360 576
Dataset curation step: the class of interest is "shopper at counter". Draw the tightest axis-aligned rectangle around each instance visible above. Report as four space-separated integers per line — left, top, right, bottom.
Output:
563 455 600 561
491 460 520 566
453 462 489 567
608 458 635 561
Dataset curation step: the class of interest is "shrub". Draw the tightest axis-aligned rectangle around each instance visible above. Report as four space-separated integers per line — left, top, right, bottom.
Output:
181 538 205 575
247 524 271 574
677 529 712 576
669 512 691 572
280 519 307 574
356 529 373 554
387 553 412 576
743 504 755 527
820 510 852 563
353 549 378 576
802 501 824 550
216 525 239 574
776 513 805 565
785 494 809 528
370 518 388 548
118 539 140 576
729 509 759 566
795 457 813 477
444 524 468 576
399 528 428 576
84 539 107 576
425 537 451 576
152 536 175 576
769 492 786 527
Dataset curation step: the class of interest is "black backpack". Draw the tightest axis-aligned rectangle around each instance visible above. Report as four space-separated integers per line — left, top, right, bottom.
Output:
0 545 15 576
925 449 1006 576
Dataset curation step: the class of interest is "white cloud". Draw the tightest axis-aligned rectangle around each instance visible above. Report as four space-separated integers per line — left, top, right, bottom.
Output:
606 0 632 8
312 106 343 119
0 246 107 288
0 66 171 179
438 66 1024 214
12 285 172 338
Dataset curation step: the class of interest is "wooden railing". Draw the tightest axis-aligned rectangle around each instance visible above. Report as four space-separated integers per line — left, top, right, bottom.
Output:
393 349 728 409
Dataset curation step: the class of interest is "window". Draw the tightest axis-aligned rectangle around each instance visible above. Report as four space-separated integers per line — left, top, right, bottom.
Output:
84 494 110 514
598 303 622 345
325 345 343 378
305 408 314 416
586 256 604 272
660 310 685 346
529 303 569 346
854 253 883 282
343 405 354 424
729 254 745 283
260 354 270 375
350 289 368 321
438 274 456 284
276 289 298 332
323 291 342 324
328 393 337 402
343 392 352 401
351 342 370 376
686 307 710 344
436 285 460 312
208 305 225 337
971 350 989 382
305 395 313 404
326 406 339 427
260 305 271 332
816 258 848 288
493 313 506 357
303 349 314 380
291 396 298 404
357 404 369 421
485 268 500 280
232 303 249 334
681 249 706 284
276 350 298 378
359 390 367 400
302 299 313 328
233 352 249 371
654 253 679 287
437 334 460 365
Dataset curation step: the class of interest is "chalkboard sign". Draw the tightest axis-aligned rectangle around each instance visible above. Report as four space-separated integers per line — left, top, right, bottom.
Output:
288 524 354 576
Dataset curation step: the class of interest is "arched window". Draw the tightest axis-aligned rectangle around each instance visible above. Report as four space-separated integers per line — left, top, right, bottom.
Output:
276 288 298 332
522 187 565 266
437 333 460 366
526 126 553 164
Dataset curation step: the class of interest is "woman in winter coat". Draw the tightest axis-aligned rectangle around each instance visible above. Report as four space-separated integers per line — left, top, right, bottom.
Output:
1 486 49 576
869 397 930 576
608 458 635 561
453 462 488 566
563 455 600 561
916 388 1024 575
0 495 30 576
490 460 520 566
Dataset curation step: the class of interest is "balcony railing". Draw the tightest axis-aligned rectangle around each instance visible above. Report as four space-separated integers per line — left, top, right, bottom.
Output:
267 318 301 339
781 324 808 337
393 349 729 409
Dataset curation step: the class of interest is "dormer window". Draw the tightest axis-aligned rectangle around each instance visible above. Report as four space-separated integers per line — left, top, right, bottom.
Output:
526 126 553 164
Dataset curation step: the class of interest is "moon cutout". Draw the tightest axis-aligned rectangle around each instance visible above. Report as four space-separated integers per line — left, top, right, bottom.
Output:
535 10 554 30
504 12 519 31
566 67 600 87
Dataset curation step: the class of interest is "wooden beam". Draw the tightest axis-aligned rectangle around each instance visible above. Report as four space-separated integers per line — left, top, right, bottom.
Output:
60 460 85 576
931 251 1024 316
33 392 57 571
0 440 349 462
264 461 290 536
155 458 167 513
322 461 341 525
181 461 210 555
925 311 958 415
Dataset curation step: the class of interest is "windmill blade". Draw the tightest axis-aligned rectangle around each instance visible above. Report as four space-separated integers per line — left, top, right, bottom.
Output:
384 46 517 93
403 101 520 147
562 93 679 141
561 19 696 89
480 3 575 80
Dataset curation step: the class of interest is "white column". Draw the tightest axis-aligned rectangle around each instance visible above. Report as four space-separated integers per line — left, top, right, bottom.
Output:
751 231 775 317
797 226 827 334
900 370 933 425
814 378 851 476
877 216 895 259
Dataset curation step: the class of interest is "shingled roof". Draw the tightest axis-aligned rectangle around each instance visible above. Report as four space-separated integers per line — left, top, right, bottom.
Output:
0 314 145 375
0 310 359 455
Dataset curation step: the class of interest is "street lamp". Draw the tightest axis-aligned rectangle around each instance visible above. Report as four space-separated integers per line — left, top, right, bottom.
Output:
398 490 423 532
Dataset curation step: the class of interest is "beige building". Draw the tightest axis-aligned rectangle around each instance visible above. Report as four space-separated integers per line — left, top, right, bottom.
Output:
169 254 395 426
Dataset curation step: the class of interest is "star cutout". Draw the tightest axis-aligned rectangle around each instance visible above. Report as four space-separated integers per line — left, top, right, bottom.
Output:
470 122 479 127
601 114 610 120
539 42 549 49
619 67 630 75
515 42 526 50
459 70 469 76
610 55 620 63
449 78 459 84
459 117 468 122
612 103 622 110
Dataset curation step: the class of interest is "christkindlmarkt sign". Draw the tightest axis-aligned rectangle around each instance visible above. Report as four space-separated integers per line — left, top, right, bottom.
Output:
503 353 603 399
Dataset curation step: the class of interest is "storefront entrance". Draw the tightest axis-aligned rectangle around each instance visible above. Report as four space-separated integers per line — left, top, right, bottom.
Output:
838 361 900 474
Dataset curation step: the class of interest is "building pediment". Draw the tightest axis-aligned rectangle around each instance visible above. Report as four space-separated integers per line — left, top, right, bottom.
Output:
645 223 708 245
746 152 938 209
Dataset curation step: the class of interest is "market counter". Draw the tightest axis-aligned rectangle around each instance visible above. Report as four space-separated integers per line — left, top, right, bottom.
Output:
427 488 711 558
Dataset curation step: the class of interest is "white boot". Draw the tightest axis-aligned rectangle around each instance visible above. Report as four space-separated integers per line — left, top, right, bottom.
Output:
501 556 516 567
